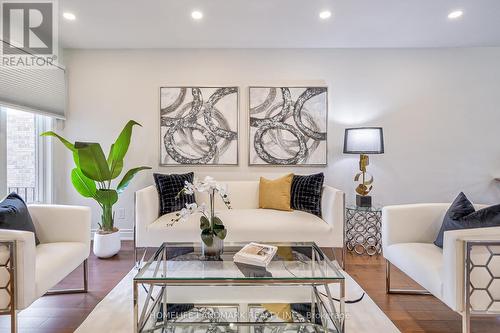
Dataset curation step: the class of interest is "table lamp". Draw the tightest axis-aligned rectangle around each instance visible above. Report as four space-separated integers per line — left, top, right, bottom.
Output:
343 127 384 207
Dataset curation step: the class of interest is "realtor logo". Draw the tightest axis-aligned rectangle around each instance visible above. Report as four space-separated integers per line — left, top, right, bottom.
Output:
1 0 58 67
2 1 53 54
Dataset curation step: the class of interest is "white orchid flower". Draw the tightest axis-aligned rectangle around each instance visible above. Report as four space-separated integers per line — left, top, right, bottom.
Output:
216 183 228 196
183 181 195 195
170 177 232 227
185 202 198 212
176 207 190 223
198 202 209 215
204 176 217 188
196 182 210 192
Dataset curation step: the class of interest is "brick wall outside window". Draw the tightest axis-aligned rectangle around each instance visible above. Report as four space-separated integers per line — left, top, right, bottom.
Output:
6 110 36 189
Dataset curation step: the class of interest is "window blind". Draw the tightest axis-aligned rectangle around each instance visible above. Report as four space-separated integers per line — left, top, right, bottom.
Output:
0 62 66 119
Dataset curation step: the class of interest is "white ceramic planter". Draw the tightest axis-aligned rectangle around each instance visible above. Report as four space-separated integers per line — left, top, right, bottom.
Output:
93 230 121 258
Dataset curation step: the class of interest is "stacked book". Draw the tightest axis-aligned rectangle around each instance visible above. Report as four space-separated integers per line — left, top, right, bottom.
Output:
233 242 278 267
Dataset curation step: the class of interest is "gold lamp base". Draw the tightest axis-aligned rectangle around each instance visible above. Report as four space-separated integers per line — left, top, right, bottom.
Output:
354 154 374 207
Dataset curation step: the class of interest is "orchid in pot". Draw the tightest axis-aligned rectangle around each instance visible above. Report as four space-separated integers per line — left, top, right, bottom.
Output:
172 176 231 258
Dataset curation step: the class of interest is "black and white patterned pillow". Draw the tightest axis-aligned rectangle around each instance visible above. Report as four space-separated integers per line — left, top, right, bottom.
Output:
290 173 324 217
154 172 195 216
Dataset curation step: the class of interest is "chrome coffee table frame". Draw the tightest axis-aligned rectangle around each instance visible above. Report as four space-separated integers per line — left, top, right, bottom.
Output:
134 242 345 333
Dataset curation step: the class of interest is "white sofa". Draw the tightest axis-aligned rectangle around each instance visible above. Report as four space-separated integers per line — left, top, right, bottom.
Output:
0 204 91 332
382 203 500 333
135 181 345 260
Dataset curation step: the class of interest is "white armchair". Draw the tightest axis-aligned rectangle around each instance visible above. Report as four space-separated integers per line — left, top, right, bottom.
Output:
0 204 91 332
382 203 500 333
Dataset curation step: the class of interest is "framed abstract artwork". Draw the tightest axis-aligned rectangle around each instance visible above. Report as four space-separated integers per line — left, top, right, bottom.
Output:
159 87 239 165
248 86 328 166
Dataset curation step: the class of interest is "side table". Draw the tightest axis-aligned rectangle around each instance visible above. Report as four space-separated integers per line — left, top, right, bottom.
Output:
345 205 382 256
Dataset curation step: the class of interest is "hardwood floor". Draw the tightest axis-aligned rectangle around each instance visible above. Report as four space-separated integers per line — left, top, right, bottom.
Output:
0 242 498 332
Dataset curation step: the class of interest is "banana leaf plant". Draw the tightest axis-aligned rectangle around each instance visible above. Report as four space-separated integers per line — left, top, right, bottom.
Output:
41 120 151 233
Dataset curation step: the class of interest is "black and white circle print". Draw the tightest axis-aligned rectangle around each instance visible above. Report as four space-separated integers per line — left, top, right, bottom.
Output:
160 87 239 165
249 87 327 165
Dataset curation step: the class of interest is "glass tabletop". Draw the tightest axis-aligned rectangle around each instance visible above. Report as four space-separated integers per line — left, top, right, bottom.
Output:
135 242 344 283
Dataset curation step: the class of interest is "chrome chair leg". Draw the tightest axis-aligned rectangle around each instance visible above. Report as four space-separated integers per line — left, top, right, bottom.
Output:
385 260 431 295
10 311 17 333
45 259 88 295
462 312 471 333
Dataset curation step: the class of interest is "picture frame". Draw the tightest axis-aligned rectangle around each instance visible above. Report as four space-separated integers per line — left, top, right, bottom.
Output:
248 86 328 166
159 86 239 166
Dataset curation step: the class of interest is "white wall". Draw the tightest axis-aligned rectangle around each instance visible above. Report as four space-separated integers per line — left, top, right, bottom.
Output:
55 48 500 237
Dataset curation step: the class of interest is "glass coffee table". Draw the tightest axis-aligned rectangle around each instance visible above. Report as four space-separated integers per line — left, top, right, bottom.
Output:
134 242 345 333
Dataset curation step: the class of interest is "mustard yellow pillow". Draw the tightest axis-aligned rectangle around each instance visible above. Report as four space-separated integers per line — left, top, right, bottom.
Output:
259 174 294 211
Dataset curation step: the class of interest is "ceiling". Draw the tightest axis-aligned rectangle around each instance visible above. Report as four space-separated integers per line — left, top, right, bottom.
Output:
59 0 500 49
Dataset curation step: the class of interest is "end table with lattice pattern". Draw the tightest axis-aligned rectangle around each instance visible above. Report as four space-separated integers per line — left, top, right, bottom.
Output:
345 205 382 256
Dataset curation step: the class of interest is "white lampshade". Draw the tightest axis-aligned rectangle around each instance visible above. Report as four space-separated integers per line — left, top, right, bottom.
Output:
343 127 384 154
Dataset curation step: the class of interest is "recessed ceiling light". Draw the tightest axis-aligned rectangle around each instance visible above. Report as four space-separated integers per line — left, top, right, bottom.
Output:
191 10 203 20
448 10 464 20
63 12 76 20
319 10 332 20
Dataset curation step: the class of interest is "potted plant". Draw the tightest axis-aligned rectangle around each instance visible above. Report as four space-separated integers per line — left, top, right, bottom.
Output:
171 176 231 259
42 120 151 258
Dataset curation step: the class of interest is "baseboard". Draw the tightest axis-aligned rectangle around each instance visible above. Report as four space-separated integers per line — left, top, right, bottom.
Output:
91 228 134 240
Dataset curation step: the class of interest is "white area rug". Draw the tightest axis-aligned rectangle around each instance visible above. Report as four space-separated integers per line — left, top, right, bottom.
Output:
75 269 400 333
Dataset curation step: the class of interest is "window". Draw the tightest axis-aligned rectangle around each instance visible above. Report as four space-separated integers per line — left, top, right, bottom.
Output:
0 107 52 203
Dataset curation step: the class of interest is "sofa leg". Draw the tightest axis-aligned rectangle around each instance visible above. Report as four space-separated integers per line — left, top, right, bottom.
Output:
134 246 140 269
133 225 146 269
134 245 138 266
45 259 88 295
341 246 346 270
330 247 346 270
135 247 147 269
385 260 431 295
134 246 141 268
385 260 390 294
83 258 88 292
